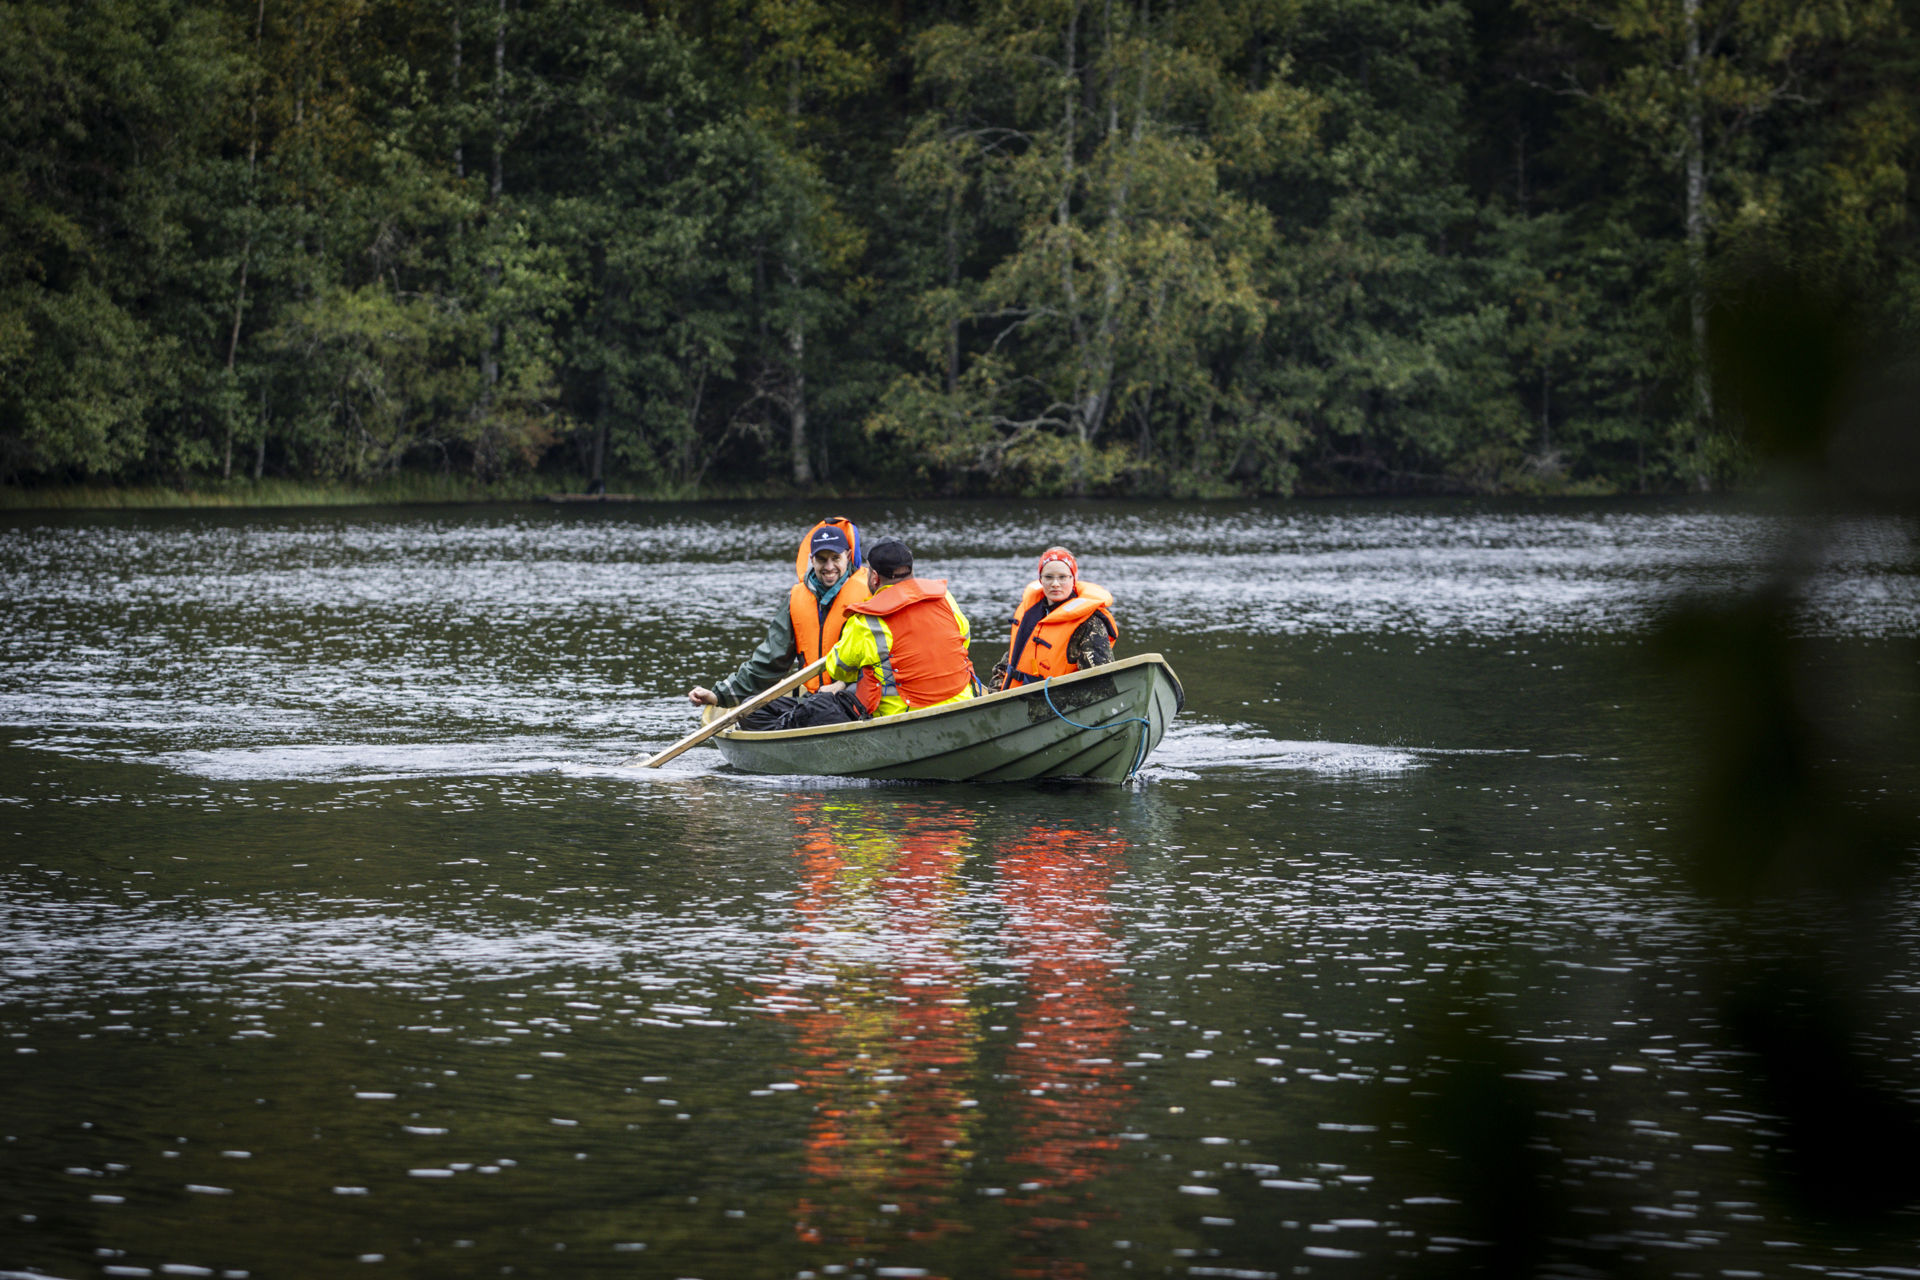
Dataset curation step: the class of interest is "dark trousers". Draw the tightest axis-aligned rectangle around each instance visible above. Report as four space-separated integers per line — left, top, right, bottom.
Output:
737 690 869 732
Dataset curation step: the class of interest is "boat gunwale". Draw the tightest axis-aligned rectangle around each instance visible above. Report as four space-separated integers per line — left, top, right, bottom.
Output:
714 651 1180 743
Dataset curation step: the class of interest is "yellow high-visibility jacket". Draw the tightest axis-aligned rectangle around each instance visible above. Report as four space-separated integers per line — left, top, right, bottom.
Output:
823 578 976 717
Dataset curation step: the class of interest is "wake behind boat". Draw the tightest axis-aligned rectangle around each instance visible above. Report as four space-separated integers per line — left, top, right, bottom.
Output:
704 652 1184 783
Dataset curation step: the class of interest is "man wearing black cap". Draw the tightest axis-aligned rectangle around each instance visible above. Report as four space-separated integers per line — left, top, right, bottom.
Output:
813 537 978 720
686 517 873 726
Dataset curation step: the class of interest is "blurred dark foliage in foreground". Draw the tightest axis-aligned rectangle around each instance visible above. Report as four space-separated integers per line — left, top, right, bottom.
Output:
1381 257 1920 1275
1667 261 1920 1226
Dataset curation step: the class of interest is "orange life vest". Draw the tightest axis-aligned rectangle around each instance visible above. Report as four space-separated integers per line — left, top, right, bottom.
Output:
1004 581 1117 685
788 518 870 693
848 578 976 714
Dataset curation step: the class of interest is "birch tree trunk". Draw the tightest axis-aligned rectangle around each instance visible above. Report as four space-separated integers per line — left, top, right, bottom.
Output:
945 196 961 397
1683 0 1712 490
1057 0 1085 432
490 0 504 203
480 0 505 432
222 0 268 481
452 8 463 180
785 261 813 486
1083 0 1152 452
783 53 813 488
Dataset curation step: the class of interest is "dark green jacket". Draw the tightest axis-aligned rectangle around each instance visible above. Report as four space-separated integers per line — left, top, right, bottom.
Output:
711 570 851 706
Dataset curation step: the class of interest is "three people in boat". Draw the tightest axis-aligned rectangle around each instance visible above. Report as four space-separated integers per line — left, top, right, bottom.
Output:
690 522 1115 730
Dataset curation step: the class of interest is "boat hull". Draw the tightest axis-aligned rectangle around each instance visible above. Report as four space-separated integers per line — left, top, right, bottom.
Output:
710 653 1184 783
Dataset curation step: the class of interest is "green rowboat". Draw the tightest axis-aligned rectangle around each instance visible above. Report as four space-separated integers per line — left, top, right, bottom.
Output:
709 652 1184 783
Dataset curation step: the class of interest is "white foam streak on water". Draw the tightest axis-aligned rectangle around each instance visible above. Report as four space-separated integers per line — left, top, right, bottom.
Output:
152 741 645 783
1151 722 1426 776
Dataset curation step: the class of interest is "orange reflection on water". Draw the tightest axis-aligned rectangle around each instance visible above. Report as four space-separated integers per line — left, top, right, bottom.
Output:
758 805 1133 1277
764 800 981 1256
998 826 1132 1279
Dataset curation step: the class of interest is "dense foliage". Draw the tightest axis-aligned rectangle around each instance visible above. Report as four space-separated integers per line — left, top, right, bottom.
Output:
3 0 1915 496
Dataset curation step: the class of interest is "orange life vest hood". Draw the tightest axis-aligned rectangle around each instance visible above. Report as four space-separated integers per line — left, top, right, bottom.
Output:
792 516 864 583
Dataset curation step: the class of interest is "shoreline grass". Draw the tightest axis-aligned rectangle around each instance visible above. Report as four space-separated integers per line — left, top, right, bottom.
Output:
4 474 1726 514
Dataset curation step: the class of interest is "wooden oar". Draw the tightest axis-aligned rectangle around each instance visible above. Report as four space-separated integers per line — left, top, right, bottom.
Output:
632 655 832 769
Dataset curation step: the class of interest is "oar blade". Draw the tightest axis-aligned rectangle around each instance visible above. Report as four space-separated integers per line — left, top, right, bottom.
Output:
627 655 832 771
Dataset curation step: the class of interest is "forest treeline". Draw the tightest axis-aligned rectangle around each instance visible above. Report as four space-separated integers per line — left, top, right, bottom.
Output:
3 0 1916 498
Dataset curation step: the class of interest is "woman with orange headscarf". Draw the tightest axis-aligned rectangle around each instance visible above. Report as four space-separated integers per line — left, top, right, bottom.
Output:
989 546 1118 692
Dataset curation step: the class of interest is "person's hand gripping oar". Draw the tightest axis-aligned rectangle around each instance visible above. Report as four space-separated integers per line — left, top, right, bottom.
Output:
629 656 832 768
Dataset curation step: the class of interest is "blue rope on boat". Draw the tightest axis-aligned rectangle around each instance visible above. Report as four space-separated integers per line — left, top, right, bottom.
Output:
1041 677 1153 781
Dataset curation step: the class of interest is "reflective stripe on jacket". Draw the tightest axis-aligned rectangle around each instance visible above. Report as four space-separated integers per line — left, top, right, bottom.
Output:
824 577 976 716
1004 581 1117 685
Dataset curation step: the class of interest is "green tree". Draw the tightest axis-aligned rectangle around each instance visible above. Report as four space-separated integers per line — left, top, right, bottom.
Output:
686 0 880 487
237 0 572 483
1482 208 1667 489
877 0 1313 495
1245 0 1533 493
0 0 243 482
1516 0 1902 487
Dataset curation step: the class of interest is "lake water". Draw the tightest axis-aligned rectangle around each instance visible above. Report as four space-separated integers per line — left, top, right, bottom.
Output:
3 498 1918 1279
